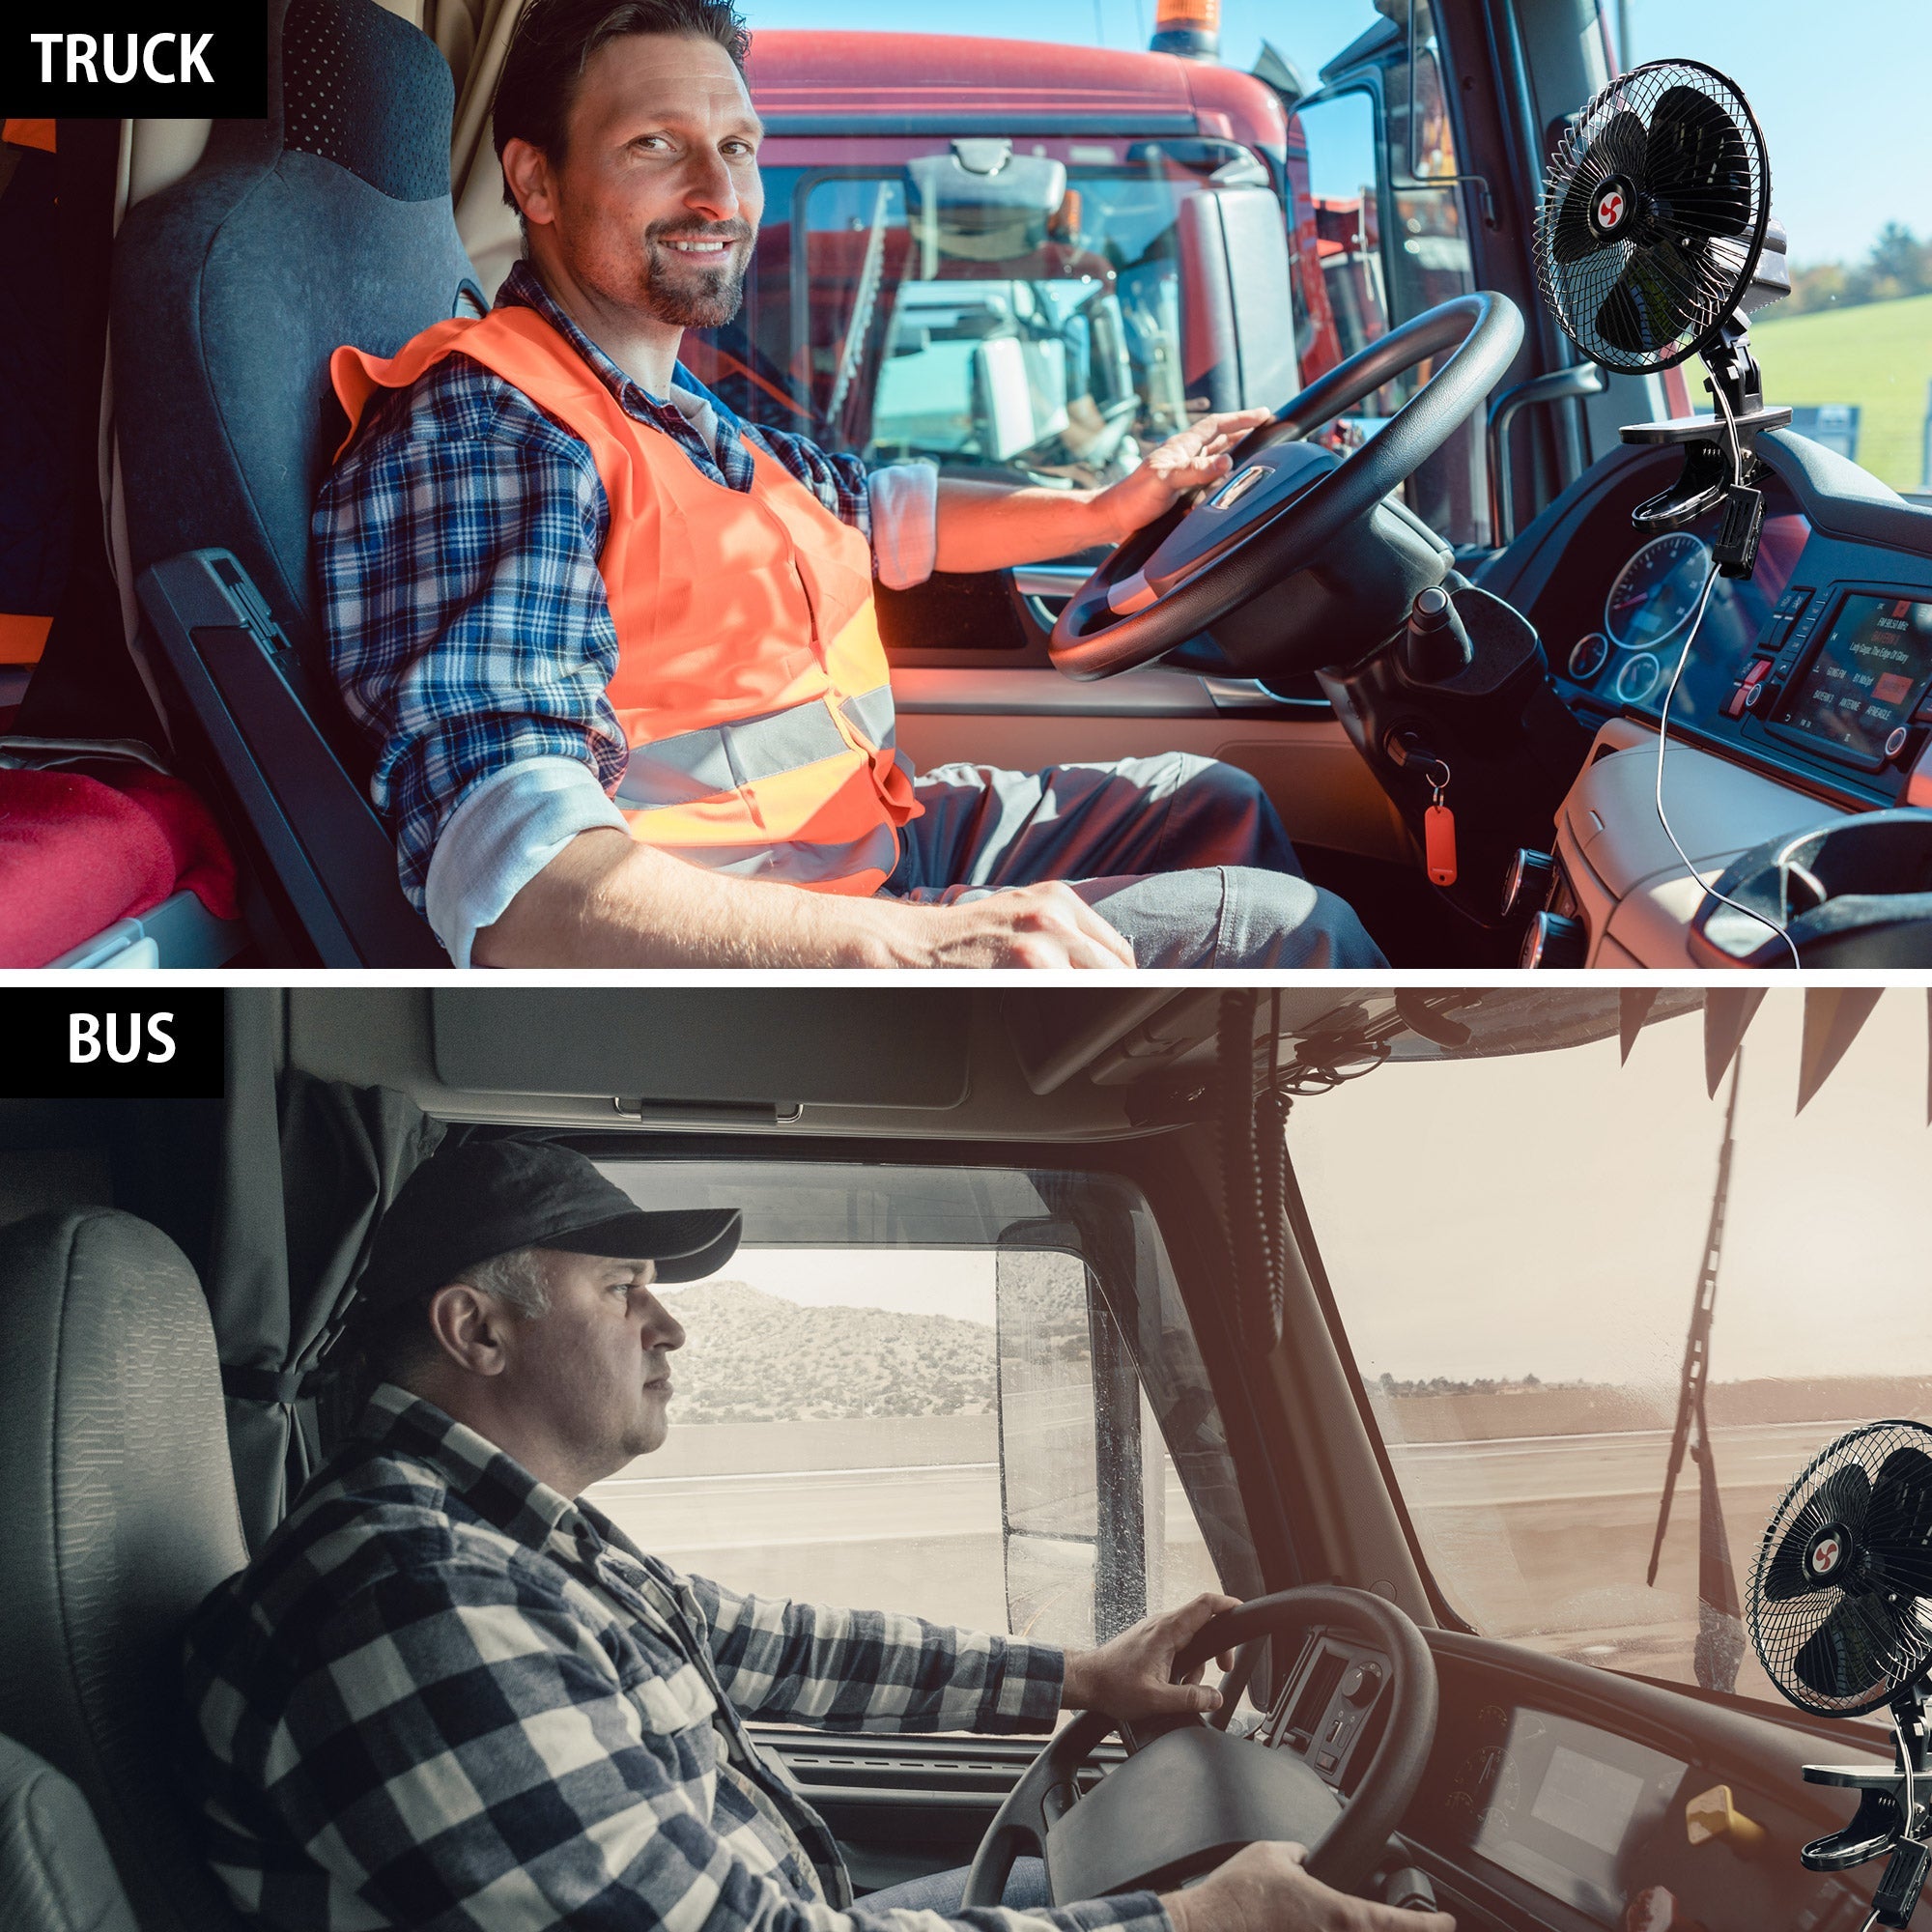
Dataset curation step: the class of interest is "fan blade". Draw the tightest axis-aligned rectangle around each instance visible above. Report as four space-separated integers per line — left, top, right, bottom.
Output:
1595 252 1695 357
1866 1448 1932 1596
1816 1463 1874 1535
1793 1592 1898 1702
1585 106 1650 184
1549 109 1649 265
1643 85 1753 242
1549 184 1611 267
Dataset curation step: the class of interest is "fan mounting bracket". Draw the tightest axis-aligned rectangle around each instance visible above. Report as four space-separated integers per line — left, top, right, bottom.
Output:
1616 322 1791 554
1801 1677 1932 1921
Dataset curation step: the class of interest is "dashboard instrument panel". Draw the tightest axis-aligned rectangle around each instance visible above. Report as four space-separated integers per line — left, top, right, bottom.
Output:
1458 1708 1685 1923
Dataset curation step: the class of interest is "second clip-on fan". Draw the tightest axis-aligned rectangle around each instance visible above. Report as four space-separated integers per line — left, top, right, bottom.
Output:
1748 1421 1932 1928
1535 59 1791 578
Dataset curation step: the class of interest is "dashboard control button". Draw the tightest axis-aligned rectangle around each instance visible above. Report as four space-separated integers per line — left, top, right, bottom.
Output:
1341 1662 1382 1705
1502 848 1556 918
1722 658 1775 720
1315 1750 1339 1773
1886 725 1910 760
1625 1886 1705 1932
1685 1782 1768 1855
1776 586 1814 618
1521 911 1588 969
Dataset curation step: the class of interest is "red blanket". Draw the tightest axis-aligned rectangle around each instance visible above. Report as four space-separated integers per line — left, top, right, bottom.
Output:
0 766 239 966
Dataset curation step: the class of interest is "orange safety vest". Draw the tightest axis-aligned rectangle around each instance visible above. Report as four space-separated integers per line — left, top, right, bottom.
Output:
330 305 919 894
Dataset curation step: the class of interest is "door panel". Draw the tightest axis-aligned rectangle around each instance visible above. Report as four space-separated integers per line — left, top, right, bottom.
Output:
893 680 1410 865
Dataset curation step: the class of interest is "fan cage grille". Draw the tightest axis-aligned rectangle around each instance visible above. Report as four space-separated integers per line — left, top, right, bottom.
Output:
1747 1419 1932 1718
1534 59 1768 375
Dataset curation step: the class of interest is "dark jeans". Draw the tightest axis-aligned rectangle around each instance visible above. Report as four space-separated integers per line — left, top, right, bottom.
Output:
860 1856 1051 1915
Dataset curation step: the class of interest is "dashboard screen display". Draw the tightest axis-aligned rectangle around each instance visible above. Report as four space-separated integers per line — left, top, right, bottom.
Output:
1776 593 1932 763
1469 1711 1685 1924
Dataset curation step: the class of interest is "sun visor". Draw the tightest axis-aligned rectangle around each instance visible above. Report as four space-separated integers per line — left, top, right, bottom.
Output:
430 989 971 1112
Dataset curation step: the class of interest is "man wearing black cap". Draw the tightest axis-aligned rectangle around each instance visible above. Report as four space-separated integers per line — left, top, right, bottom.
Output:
182 1142 1446 1932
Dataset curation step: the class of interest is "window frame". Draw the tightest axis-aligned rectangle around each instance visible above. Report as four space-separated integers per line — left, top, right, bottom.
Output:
562 1130 1287 1639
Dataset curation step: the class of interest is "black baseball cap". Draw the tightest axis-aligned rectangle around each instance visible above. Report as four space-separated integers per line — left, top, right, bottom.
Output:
350 1140 740 1331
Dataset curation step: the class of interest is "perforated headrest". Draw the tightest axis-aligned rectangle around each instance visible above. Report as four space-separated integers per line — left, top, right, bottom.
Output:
0 1210 249 1932
112 0 481 665
280 0 455 201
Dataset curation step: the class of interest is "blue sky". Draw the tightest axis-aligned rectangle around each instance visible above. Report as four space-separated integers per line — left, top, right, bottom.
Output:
743 0 1924 267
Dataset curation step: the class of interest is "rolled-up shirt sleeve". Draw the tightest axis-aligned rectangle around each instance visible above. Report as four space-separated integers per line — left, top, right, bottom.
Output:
867 462 939 590
423 755 631 966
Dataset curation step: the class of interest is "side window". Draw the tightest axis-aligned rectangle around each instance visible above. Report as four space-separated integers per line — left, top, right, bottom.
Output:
1286 1 1489 545
998 1246 1209 1646
582 1163 1253 1650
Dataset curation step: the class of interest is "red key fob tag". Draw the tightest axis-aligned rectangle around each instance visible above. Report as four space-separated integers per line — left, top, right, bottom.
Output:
1424 802 1458 886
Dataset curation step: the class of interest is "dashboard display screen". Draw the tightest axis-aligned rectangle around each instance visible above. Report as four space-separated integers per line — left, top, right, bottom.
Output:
1776 594 1932 763
1468 1711 1685 1924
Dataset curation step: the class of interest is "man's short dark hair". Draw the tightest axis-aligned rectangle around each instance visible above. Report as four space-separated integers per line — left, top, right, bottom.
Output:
493 0 753 210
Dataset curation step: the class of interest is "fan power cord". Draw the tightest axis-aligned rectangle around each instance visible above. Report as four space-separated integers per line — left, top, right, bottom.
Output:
1652 384 1804 970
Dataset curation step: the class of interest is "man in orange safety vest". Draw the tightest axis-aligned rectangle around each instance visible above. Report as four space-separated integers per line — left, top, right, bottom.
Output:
318 0 1382 970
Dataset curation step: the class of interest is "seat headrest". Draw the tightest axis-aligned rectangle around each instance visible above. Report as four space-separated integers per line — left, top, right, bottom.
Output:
281 0 455 201
111 0 481 665
0 1209 248 1932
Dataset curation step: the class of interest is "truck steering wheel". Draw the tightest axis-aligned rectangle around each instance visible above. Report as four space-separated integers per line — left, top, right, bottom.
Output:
1048 294 1524 680
960 1586 1439 1908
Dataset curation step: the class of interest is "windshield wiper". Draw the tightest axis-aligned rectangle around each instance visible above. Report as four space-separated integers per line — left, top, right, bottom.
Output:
1645 1051 1747 1693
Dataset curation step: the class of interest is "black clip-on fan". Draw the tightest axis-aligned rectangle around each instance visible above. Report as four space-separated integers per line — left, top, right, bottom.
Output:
1534 59 1792 580
1747 1421 1932 1928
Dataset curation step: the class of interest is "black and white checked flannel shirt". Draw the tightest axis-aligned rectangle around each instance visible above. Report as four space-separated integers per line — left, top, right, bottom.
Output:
181 1385 1173 1932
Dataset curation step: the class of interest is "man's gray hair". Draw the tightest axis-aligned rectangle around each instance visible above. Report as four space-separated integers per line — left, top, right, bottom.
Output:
465 1245 553 1319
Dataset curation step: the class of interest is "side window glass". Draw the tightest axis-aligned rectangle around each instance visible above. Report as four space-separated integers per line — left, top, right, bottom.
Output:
580 1163 1255 1657
997 1246 1175 1646
1286 91 1391 389
1288 36 1488 546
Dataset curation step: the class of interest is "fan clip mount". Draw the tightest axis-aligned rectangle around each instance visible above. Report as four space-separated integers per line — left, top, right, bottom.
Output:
1802 1678 1932 1927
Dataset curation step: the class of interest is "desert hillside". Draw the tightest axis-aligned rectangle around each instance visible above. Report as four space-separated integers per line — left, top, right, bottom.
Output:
664 1280 994 1423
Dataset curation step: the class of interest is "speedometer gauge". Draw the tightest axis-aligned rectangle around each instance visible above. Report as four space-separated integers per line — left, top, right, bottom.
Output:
1605 533 1711 651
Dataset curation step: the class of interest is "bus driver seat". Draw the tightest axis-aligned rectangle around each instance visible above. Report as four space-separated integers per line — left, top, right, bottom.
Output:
0 1209 250 1932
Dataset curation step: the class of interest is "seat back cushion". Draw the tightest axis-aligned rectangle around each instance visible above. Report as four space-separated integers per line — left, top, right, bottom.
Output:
0 1209 251 1932
0 1734 140 1932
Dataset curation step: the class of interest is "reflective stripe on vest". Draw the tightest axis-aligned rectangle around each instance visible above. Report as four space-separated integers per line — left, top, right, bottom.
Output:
330 309 919 895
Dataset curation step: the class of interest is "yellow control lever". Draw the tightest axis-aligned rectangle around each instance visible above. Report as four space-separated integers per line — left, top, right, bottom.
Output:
1685 1783 1767 1855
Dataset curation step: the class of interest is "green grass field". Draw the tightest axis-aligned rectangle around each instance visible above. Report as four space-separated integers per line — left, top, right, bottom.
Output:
1749 288 1932 492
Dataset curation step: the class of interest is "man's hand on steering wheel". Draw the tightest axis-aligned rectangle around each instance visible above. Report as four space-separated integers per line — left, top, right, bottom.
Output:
1169 1843 1456 1932
1093 411 1275 541
1061 1591 1244 1721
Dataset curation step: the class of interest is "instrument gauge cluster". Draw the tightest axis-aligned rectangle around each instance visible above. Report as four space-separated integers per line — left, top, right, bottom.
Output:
1605 533 1713 653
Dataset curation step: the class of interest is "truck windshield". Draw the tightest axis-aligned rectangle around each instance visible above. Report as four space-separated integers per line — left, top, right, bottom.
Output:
1290 990 1930 1725
682 140 1286 490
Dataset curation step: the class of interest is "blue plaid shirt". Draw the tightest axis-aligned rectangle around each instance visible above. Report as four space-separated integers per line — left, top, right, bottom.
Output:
314 264 876 912
182 1386 1168 1932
